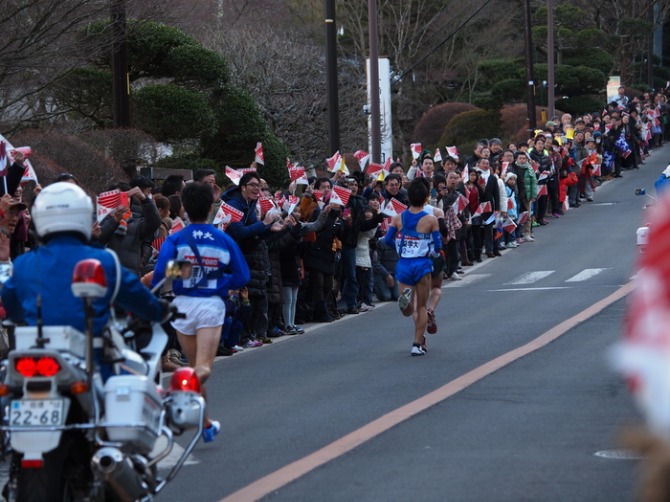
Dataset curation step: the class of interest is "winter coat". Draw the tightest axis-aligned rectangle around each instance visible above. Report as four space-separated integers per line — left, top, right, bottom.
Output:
222 185 273 297
302 208 343 275
98 197 161 275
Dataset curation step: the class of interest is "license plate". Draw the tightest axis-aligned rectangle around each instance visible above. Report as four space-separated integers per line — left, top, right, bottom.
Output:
10 399 65 427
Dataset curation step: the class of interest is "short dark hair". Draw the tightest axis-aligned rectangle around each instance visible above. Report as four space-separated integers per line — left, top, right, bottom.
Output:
160 174 185 197
181 182 214 222
315 177 332 190
168 194 182 219
433 173 447 187
239 171 260 187
384 173 402 186
407 178 429 206
194 169 216 183
130 175 154 190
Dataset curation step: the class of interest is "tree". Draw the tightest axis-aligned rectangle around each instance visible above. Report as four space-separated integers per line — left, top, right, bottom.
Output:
205 25 366 166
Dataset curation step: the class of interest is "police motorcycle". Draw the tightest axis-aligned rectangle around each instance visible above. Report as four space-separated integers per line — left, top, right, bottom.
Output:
0 256 205 502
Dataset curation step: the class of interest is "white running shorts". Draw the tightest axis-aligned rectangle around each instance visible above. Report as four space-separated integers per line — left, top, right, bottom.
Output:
170 296 226 336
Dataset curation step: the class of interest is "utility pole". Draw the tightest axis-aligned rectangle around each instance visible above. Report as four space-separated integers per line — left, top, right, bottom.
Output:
324 0 340 156
111 0 130 127
523 0 536 132
547 0 555 121
368 0 381 164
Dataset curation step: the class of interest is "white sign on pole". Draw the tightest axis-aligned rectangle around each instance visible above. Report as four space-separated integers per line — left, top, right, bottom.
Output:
366 58 393 163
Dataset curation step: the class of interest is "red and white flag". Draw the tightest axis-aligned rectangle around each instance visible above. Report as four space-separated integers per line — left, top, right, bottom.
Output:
225 166 242 186
214 201 244 226
258 196 275 215
507 197 515 210
330 185 352 206
287 195 300 214
503 216 517 233
434 148 443 163
96 190 129 223
537 184 548 197
500 162 510 177
254 142 265 165
354 150 370 170
474 201 492 216
517 211 530 225
451 193 469 215
611 192 670 432
239 167 257 175
446 146 459 159
170 217 185 235
288 165 309 185
382 197 408 217
326 151 341 171
312 190 324 202
410 143 422 160
461 164 469 182
367 162 384 179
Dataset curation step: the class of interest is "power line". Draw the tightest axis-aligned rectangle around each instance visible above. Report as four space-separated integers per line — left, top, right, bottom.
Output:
394 0 495 86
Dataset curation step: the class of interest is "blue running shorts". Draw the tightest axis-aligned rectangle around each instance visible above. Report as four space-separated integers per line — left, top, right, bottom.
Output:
395 257 433 286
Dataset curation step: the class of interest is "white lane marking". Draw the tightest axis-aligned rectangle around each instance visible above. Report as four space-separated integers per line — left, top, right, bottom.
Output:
442 274 491 288
152 436 200 469
505 271 554 285
565 268 610 282
488 287 572 292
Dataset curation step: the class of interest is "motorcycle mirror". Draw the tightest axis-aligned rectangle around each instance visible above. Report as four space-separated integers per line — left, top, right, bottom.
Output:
71 259 108 299
635 188 645 196
165 260 193 280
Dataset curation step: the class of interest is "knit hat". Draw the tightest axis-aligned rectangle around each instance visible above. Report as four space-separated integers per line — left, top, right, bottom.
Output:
504 172 517 182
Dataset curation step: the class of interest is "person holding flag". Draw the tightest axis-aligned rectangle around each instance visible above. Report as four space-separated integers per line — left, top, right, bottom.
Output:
0 147 28 197
383 178 442 356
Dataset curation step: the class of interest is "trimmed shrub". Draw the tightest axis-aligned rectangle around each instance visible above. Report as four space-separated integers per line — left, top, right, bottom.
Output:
492 79 525 104
133 84 216 142
10 130 127 194
412 102 479 149
438 110 501 160
477 59 521 87
555 95 605 115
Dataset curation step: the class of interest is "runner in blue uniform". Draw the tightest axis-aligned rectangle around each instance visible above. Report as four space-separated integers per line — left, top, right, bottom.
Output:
383 178 441 356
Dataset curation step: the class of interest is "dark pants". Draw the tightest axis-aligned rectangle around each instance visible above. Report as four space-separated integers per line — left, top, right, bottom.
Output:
340 245 359 309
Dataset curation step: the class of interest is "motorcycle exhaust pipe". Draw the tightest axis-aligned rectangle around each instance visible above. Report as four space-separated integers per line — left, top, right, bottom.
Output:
91 447 149 502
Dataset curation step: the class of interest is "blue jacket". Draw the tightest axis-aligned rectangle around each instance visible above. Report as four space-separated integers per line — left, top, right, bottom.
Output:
151 223 250 298
1 235 166 335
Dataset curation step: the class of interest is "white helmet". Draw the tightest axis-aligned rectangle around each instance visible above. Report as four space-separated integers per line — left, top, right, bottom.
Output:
33 182 93 241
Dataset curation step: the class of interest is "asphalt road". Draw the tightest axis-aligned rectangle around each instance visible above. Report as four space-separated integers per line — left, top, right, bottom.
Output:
3 147 665 501
158 147 668 502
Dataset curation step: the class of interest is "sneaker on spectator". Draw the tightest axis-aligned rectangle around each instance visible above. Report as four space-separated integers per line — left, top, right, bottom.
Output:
346 306 360 315
359 303 374 312
522 235 535 242
398 288 412 311
411 344 425 356
167 349 186 367
450 272 462 281
426 309 437 335
232 345 244 352
216 346 235 357
268 327 285 338
259 336 273 344
284 326 299 335
293 325 305 334
202 420 221 443
505 242 518 249
244 339 263 348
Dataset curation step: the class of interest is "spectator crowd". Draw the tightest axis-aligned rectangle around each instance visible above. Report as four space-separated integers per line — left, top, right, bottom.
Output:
3 85 670 366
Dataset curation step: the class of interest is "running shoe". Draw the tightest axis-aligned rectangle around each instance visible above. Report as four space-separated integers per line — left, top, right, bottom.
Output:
411 344 425 356
398 288 412 311
244 339 263 348
426 309 437 335
293 325 305 334
202 420 221 443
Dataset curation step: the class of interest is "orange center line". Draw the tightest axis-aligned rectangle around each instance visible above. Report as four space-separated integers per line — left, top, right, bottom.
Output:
220 281 635 502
